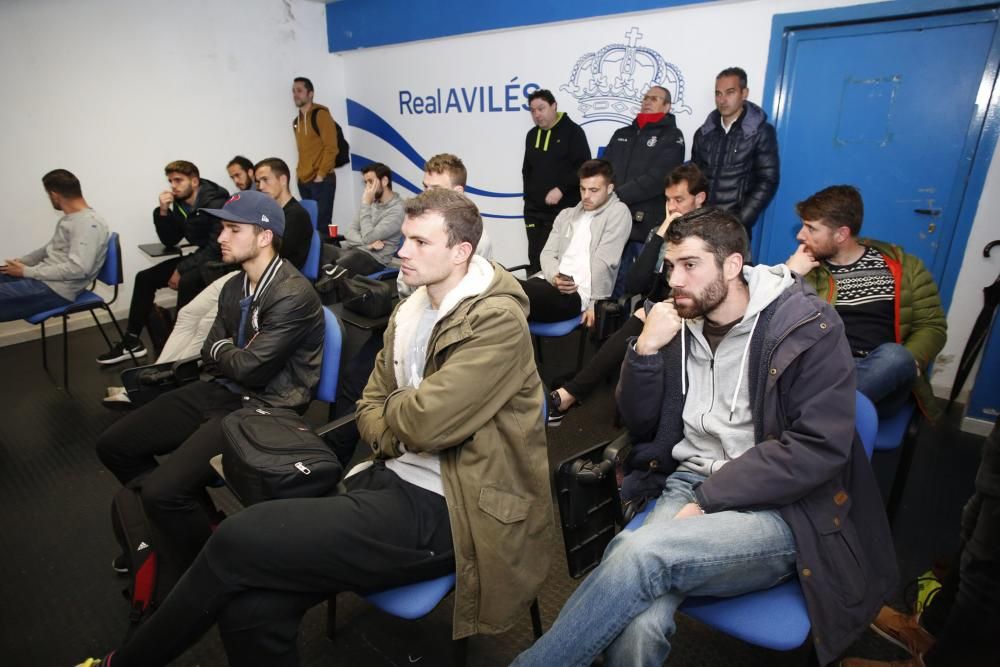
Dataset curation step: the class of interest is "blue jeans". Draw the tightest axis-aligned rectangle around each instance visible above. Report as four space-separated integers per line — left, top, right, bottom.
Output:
513 471 797 667
855 342 917 416
0 274 71 322
298 173 336 236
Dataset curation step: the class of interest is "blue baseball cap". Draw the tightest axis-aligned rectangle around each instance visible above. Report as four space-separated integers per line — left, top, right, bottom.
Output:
201 190 285 238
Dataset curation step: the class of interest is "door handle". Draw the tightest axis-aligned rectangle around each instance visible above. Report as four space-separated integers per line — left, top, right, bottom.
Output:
913 208 941 216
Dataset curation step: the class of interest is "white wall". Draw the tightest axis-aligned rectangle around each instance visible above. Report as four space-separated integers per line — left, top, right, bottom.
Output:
0 0 352 345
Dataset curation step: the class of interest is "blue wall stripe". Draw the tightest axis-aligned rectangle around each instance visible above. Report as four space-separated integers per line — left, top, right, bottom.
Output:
326 0 715 52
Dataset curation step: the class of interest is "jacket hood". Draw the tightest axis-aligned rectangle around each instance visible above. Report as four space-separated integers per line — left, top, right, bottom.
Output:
397 256 528 325
698 100 768 137
571 191 623 218
743 262 795 321
194 179 229 208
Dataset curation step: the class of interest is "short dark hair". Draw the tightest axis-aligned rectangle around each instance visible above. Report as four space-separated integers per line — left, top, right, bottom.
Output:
42 169 82 198
164 160 199 178
293 76 314 93
665 163 708 196
717 67 748 89
227 155 254 172
648 85 672 104
253 157 291 183
795 185 864 236
578 159 614 183
424 153 467 187
666 207 750 267
252 224 283 253
361 162 393 189
404 188 482 252
528 89 556 105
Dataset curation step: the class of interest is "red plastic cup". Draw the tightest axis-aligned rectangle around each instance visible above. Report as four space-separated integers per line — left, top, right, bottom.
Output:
328 224 338 238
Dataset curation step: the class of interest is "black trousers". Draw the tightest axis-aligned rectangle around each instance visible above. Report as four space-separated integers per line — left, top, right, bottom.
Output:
325 245 386 277
519 277 582 323
523 203 557 275
96 381 243 579
110 464 454 667
126 257 206 336
563 313 643 400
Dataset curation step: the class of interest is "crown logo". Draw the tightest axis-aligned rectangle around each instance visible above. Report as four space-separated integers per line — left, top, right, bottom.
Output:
560 27 691 125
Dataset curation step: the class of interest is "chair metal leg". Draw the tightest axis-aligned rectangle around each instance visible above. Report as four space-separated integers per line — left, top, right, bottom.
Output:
885 417 921 525
453 636 468 666
326 594 337 640
90 308 113 347
102 305 140 366
62 314 70 389
575 328 587 373
39 320 49 371
529 597 543 639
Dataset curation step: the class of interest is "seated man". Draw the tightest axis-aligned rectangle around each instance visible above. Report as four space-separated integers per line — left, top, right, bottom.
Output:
548 163 708 425
253 157 313 271
520 159 630 326
787 185 947 418
77 188 551 667
514 209 897 667
325 162 403 276
1 169 109 321
95 190 324 584
226 155 255 191
98 160 229 364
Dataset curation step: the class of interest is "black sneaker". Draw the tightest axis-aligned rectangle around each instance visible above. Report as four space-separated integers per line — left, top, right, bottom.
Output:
547 391 566 427
97 336 147 365
111 553 129 574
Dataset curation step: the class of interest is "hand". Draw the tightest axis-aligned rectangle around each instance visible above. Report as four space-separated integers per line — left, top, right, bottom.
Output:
581 308 595 328
361 180 377 205
635 299 682 355
158 191 174 215
786 244 820 276
368 239 386 251
553 274 577 295
313 175 325 183
1 259 24 277
656 210 684 238
167 269 181 290
544 187 563 206
673 503 704 520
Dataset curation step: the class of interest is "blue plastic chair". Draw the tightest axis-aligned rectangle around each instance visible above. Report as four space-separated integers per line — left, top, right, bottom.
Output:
302 230 321 282
529 317 587 377
301 198 319 232
24 232 133 389
317 306 343 405
872 400 919 523
622 391 878 656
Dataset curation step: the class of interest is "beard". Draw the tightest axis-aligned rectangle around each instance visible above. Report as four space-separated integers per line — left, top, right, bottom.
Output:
673 272 728 319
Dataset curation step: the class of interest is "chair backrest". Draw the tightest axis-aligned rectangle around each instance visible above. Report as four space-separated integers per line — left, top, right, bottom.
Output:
317 306 342 403
301 199 319 229
97 232 124 287
303 230 321 281
855 391 878 460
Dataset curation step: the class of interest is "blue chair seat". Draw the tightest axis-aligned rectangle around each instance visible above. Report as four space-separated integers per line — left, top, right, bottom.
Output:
25 290 104 324
364 573 457 619
529 318 580 338
874 402 917 451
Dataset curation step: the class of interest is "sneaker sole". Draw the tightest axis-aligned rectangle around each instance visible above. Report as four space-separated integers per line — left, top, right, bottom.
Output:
870 621 915 655
547 418 564 427
97 348 147 365
111 559 129 575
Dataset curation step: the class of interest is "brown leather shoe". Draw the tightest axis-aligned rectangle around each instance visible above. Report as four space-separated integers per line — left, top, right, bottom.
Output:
870 605 936 657
840 657 925 667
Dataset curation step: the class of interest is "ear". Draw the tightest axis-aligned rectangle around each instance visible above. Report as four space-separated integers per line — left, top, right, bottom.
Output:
724 252 744 281
258 229 274 248
835 225 852 243
191 176 201 188
607 182 615 194
451 240 474 265
381 176 390 188
454 185 465 193
694 192 707 208
664 102 672 114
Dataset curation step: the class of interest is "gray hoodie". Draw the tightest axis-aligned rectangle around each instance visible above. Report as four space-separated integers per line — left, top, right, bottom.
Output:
344 191 404 266
673 264 794 476
20 209 110 301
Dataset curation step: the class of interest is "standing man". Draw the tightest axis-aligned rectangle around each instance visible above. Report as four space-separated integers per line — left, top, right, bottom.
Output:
226 156 255 191
522 89 591 273
692 67 779 240
519 159 630 326
514 209 897 667
253 157 313 271
293 76 340 238
76 189 551 667
326 162 404 276
786 185 947 418
96 190 324 589
1 169 109 321
99 160 228 364
602 85 685 295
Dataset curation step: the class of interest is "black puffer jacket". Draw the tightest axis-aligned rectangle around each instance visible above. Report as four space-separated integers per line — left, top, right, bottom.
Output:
152 178 230 275
203 256 325 410
692 102 779 233
603 114 685 241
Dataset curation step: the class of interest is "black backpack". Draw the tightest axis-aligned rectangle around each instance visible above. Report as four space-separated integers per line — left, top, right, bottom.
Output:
294 109 350 168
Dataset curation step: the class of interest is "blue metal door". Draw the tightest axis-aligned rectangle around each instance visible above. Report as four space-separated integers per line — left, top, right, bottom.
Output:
758 8 997 285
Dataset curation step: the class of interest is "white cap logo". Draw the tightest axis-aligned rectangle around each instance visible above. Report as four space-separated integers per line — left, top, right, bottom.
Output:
261 214 270 223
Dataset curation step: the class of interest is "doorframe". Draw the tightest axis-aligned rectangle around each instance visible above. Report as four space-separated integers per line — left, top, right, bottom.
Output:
758 0 1000 312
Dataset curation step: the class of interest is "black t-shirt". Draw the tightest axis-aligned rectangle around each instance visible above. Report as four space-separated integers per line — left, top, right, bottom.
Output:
826 246 895 356
281 198 313 271
702 316 741 355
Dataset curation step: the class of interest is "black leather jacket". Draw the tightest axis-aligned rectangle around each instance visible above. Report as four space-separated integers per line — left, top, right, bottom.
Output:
203 256 324 410
603 114 685 241
692 102 779 232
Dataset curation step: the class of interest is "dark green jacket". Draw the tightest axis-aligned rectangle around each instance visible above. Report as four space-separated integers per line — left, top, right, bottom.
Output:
803 239 947 420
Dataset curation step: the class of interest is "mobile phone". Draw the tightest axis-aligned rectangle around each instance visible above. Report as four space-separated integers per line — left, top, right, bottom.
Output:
557 273 574 282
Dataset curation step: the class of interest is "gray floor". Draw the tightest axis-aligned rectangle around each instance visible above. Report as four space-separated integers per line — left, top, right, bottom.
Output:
0 320 985 666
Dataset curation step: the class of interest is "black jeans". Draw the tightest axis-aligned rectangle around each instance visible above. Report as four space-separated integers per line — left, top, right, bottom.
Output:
96 381 243 580
519 277 582 323
523 202 557 275
109 464 454 667
126 257 206 336
563 314 643 400
299 173 337 238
